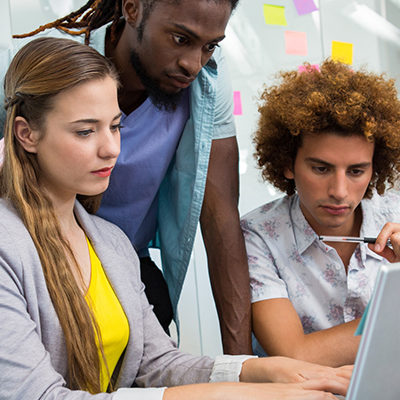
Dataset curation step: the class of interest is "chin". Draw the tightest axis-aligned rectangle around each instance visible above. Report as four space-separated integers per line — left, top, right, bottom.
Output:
78 187 108 197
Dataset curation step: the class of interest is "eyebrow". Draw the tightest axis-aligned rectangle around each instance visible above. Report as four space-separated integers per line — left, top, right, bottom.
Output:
172 23 226 42
305 157 372 168
70 112 122 125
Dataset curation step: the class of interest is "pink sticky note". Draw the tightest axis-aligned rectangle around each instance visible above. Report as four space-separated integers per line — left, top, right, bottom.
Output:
285 31 308 56
233 91 243 115
293 0 318 15
298 64 320 73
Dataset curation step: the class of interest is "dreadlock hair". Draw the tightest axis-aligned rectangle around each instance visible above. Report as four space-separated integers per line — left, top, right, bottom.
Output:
13 0 240 45
1 37 119 393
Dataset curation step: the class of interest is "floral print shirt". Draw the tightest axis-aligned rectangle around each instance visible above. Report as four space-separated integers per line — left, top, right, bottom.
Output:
241 192 400 355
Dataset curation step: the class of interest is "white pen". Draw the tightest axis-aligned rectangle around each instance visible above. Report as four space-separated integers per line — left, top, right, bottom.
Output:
319 236 391 245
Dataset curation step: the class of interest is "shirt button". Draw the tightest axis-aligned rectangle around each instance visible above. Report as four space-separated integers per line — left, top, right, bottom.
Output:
345 307 353 314
335 264 341 270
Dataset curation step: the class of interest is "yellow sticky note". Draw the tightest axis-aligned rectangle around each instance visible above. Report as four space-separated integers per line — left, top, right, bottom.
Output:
263 4 287 26
331 41 353 65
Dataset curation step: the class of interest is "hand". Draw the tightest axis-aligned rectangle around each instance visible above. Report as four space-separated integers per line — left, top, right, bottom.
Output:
369 222 400 262
241 356 353 396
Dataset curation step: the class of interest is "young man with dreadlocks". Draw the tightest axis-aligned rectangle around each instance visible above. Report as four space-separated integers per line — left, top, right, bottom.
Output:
0 0 252 355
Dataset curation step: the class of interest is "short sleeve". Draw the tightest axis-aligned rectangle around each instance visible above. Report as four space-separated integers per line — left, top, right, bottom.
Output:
240 217 289 303
211 47 236 140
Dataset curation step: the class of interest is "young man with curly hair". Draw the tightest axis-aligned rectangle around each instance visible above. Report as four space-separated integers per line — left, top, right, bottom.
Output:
241 59 400 367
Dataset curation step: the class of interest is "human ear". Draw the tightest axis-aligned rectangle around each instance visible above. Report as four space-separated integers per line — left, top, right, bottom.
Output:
13 116 40 154
122 0 141 25
284 166 295 179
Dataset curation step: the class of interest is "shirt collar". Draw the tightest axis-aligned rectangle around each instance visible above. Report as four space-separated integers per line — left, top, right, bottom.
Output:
291 193 384 261
290 194 320 254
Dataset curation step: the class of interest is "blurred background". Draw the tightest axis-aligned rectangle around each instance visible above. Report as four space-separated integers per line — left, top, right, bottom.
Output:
3 0 400 356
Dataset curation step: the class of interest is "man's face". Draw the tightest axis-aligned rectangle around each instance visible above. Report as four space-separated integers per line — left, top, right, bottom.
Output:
284 132 374 236
128 0 231 110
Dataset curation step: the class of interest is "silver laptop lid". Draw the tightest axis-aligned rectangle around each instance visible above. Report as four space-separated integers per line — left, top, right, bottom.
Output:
347 262 400 400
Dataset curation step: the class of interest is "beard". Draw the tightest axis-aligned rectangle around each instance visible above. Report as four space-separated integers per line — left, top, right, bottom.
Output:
129 49 183 112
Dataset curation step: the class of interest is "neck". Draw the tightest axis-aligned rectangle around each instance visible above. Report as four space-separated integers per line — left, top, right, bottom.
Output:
42 187 80 238
322 206 363 270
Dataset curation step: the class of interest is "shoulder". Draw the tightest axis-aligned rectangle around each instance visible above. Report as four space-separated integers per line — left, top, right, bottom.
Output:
211 46 225 68
0 199 29 239
241 196 291 228
75 202 137 256
197 46 228 86
240 196 293 246
364 191 400 219
0 199 39 276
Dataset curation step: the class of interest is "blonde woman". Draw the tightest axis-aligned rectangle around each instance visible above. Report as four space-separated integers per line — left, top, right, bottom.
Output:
0 37 350 400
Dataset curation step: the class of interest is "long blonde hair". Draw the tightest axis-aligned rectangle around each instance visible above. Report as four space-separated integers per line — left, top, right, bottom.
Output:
0 37 119 393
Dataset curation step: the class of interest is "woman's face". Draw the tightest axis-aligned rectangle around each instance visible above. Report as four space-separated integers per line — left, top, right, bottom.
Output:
32 76 121 204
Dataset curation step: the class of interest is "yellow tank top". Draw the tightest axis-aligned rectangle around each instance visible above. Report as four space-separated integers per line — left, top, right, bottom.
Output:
85 237 130 392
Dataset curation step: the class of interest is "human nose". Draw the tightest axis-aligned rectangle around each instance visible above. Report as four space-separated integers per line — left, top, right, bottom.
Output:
178 48 206 78
99 130 120 159
328 171 348 201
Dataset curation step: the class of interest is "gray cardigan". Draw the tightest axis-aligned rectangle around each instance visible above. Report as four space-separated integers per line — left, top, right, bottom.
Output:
0 199 214 399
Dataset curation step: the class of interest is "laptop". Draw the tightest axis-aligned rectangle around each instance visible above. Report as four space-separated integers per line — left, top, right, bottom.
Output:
345 262 400 399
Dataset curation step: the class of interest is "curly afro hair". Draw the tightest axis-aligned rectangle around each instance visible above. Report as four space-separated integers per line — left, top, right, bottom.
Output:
254 59 400 198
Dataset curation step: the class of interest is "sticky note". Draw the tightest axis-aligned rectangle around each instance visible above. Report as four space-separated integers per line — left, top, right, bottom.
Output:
293 0 318 15
331 41 353 65
285 31 308 56
233 91 243 115
298 64 320 73
263 4 287 26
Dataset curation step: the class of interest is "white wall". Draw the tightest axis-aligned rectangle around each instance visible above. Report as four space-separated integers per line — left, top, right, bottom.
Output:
3 0 400 357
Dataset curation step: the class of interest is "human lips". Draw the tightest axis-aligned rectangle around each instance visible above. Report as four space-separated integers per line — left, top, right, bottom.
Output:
320 205 351 216
167 74 194 89
91 166 113 178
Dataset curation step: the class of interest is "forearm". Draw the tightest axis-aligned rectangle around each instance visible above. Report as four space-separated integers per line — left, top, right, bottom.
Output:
200 136 252 355
293 320 360 366
257 319 360 367
164 382 243 400
200 205 252 355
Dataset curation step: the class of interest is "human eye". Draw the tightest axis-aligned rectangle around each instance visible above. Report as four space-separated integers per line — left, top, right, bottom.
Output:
111 122 123 133
172 34 188 46
348 168 365 177
312 165 328 174
205 42 220 52
76 128 94 137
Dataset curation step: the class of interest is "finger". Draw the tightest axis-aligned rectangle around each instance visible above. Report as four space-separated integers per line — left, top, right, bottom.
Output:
375 246 397 263
389 231 400 261
334 365 353 380
372 222 398 253
300 377 349 397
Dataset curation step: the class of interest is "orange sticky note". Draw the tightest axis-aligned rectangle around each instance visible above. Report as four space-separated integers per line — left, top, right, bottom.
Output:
331 41 353 65
263 4 287 26
285 31 308 56
233 91 243 115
